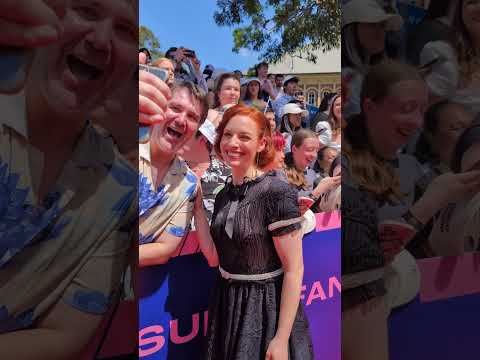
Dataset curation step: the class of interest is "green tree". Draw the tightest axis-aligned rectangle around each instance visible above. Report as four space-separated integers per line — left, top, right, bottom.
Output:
139 25 163 60
245 66 257 77
214 0 340 64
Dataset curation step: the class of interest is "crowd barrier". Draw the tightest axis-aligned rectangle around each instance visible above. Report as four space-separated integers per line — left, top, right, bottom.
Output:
84 211 480 360
389 252 480 359
138 211 341 360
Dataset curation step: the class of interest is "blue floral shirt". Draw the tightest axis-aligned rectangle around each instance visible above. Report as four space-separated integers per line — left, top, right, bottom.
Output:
0 91 137 333
138 143 197 248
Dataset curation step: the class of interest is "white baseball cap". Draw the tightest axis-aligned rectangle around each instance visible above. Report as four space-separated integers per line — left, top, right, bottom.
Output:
244 77 261 86
282 103 308 118
343 0 404 31
283 75 300 86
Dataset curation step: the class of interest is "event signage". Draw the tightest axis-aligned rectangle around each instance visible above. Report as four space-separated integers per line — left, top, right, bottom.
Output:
138 212 341 360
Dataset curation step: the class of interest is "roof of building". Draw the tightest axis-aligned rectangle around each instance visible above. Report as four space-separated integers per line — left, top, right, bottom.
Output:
267 48 340 75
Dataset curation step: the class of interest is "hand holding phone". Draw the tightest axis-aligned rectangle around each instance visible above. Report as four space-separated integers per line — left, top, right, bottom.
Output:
0 0 67 94
139 54 171 143
184 49 196 58
298 197 315 215
379 220 416 263
139 64 169 82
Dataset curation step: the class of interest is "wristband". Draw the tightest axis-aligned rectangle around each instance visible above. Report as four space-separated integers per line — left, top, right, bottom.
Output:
309 192 319 202
402 210 424 232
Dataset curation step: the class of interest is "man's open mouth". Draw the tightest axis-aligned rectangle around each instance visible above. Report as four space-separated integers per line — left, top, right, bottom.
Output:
67 55 103 81
167 127 183 139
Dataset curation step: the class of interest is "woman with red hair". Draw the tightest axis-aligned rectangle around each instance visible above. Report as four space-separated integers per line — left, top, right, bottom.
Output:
193 105 313 359
262 130 287 172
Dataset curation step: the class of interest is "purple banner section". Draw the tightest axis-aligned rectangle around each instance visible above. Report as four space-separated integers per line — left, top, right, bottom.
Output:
389 253 480 359
389 293 480 359
138 224 341 359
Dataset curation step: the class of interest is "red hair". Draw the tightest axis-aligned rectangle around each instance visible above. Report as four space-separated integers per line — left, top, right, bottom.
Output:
214 104 275 168
272 130 286 152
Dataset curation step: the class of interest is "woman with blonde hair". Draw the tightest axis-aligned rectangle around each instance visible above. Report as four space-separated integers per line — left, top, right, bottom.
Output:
284 129 340 201
152 57 175 87
342 60 480 360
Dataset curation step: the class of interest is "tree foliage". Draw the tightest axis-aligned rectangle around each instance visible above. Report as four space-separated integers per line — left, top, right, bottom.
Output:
139 25 163 60
214 0 340 64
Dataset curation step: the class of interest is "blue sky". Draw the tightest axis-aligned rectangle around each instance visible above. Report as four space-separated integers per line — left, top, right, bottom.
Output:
139 0 262 72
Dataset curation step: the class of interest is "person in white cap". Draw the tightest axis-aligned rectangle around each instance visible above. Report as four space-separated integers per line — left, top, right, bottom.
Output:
417 0 480 115
279 102 309 153
342 0 404 119
272 75 302 122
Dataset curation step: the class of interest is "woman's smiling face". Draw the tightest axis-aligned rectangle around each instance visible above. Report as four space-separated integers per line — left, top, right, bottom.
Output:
365 80 428 157
220 114 265 169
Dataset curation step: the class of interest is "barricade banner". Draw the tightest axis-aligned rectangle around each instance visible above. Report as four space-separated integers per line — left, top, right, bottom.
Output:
389 252 480 359
138 212 341 360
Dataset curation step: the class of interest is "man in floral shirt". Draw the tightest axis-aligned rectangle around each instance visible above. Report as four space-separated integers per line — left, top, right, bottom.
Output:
138 72 209 266
0 0 138 358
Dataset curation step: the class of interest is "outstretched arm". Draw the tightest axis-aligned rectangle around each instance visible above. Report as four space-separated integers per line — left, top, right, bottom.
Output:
193 187 219 267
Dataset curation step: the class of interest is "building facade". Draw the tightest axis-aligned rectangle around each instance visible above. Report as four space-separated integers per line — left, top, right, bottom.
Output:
268 48 341 108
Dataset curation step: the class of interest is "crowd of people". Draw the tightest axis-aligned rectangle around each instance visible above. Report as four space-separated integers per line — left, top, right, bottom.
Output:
137 35 346 358
0 0 138 358
138 45 343 248
341 1 480 359
139 1 480 359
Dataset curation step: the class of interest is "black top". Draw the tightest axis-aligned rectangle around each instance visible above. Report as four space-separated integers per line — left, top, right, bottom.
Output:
341 155 384 274
210 172 301 274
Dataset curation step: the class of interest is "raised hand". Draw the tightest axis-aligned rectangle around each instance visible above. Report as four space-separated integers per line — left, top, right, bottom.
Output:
139 52 171 126
0 0 66 47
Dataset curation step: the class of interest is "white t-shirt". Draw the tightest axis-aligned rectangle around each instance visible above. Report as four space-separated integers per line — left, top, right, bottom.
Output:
428 193 480 256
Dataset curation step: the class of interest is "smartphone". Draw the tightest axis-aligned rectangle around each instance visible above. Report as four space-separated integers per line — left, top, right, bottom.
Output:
139 64 169 82
139 64 169 144
378 220 416 241
298 196 315 209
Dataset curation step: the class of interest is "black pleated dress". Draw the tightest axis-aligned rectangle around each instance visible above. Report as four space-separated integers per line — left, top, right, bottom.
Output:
205 172 314 360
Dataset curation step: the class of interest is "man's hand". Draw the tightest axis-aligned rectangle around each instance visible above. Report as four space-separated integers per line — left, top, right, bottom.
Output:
173 47 187 64
262 79 274 96
295 95 306 105
191 55 201 73
139 52 171 125
0 0 66 47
